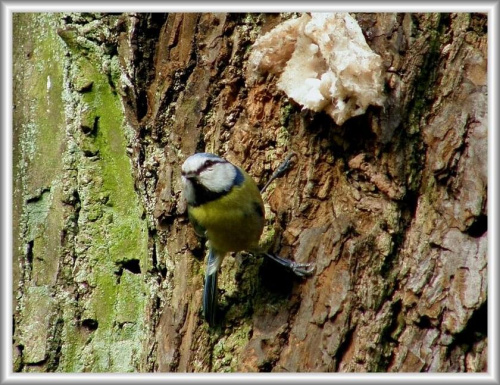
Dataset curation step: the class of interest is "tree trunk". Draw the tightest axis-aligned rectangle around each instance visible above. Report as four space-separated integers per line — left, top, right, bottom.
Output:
12 12 487 373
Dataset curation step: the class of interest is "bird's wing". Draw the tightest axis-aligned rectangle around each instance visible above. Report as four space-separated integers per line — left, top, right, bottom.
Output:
188 208 206 237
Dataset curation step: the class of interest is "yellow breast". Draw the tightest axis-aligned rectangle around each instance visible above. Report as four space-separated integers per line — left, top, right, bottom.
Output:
188 171 264 253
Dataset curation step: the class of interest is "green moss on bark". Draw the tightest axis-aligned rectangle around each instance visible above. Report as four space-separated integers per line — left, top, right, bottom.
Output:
57 18 149 371
14 12 150 373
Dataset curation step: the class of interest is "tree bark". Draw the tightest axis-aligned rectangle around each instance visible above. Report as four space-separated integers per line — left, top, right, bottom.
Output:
12 12 487 373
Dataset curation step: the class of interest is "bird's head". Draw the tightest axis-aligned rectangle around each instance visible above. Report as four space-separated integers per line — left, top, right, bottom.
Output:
181 153 241 206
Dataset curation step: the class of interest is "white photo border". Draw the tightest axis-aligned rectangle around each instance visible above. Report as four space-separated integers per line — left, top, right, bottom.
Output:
1 1 497 384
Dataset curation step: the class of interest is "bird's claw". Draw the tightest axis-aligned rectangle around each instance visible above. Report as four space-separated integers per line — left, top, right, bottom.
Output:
290 262 316 277
274 152 296 178
260 152 297 194
263 252 315 278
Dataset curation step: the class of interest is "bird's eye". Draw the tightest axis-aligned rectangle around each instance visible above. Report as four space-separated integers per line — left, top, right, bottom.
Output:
203 160 217 172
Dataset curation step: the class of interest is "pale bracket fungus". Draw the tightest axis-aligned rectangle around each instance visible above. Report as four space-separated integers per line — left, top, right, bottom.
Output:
247 13 385 126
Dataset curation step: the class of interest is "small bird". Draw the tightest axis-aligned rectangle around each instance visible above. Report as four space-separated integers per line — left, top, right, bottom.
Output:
181 152 313 326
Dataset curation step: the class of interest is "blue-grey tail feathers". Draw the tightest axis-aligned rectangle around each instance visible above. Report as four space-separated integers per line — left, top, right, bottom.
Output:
203 248 220 326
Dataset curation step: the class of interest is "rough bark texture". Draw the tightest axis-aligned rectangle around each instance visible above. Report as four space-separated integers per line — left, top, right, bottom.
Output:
12 12 487 373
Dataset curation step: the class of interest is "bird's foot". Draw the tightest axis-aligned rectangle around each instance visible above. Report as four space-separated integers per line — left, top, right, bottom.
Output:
260 152 297 194
263 252 315 277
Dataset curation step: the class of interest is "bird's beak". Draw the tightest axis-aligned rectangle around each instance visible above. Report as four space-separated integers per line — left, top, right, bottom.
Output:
182 172 197 181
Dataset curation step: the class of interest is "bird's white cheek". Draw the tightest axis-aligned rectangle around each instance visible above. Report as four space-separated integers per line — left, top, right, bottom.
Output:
200 169 233 193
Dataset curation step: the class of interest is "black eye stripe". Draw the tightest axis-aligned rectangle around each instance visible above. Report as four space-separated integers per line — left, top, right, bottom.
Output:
197 159 226 174
204 160 217 168
181 157 228 178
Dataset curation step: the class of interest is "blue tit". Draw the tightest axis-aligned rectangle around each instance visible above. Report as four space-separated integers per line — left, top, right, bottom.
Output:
181 153 265 326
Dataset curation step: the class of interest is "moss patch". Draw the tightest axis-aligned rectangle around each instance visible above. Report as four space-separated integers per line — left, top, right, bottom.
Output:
13 13 151 373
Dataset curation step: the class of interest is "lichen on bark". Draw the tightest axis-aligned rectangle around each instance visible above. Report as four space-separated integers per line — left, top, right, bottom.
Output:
13 13 150 372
